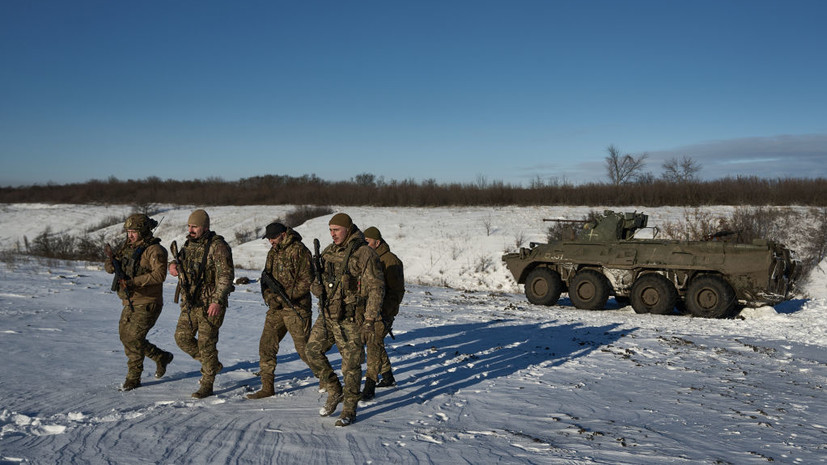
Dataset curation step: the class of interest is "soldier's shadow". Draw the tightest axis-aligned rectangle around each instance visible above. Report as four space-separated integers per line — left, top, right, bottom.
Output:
144 359 265 391
216 353 316 396
357 319 632 421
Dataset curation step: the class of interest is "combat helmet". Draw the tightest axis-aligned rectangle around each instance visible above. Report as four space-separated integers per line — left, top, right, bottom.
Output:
124 214 158 237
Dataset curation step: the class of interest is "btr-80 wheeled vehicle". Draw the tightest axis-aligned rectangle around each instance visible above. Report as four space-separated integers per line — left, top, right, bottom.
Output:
502 211 799 318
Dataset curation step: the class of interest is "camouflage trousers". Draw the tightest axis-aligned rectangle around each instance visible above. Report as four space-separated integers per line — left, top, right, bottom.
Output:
305 316 364 412
174 306 225 377
365 318 394 382
119 302 167 379
257 306 312 377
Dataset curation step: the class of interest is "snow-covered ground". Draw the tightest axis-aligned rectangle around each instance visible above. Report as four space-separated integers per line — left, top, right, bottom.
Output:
1 204 825 464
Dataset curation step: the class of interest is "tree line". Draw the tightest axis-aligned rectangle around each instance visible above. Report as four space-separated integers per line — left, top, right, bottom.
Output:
1 173 823 207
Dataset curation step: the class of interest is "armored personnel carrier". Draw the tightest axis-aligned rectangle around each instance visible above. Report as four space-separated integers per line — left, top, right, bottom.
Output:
502 211 799 318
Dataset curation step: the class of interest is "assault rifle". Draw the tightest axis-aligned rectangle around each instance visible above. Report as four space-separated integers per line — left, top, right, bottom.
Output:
104 243 135 312
313 238 328 323
260 269 305 323
170 240 194 328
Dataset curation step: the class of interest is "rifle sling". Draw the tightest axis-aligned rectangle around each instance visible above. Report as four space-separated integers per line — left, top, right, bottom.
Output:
183 234 214 306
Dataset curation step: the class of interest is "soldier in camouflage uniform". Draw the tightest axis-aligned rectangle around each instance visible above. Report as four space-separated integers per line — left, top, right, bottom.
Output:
247 222 315 400
169 209 235 399
104 214 174 391
360 226 405 400
307 213 385 427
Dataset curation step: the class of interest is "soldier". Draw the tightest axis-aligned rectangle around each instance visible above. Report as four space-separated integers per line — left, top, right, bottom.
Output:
360 226 405 400
306 213 385 426
104 213 174 391
247 222 315 399
169 209 235 399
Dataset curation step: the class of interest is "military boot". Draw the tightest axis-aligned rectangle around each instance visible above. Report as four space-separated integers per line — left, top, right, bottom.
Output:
154 352 174 379
246 374 275 399
319 387 344 417
192 374 215 399
361 378 376 401
335 409 356 427
121 377 141 392
376 370 396 387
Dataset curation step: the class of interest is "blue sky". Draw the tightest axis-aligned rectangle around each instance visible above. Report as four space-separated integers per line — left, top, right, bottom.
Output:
1 0 825 187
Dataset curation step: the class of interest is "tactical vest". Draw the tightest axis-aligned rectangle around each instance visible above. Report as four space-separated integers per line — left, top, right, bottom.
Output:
180 232 215 305
322 238 367 320
120 237 161 279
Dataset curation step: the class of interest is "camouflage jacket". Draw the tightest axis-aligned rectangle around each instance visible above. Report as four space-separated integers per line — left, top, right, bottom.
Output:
105 237 167 306
262 228 313 311
177 231 235 309
320 227 385 322
374 241 405 319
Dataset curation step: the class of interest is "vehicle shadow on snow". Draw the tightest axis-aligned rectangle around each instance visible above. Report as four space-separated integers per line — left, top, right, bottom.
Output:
360 318 633 420
774 298 808 314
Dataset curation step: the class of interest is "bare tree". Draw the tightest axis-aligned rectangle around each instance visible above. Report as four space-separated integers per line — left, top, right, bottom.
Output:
352 172 376 187
662 156 702 183
605 145 648 185
635 172 656 184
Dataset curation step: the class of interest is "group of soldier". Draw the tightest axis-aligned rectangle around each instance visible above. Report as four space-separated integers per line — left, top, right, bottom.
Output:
105 209 405 427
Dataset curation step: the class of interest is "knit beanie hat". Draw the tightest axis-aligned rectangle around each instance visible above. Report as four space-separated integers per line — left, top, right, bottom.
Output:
329 213 353 229
363 226 382 241
188 209 210 229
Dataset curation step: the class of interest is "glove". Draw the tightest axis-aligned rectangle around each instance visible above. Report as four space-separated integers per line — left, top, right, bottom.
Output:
310 281 324 297
360 319 376 344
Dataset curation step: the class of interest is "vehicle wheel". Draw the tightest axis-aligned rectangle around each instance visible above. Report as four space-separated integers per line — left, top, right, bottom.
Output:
568 269 611 310
685 275 736 318
630 274 678 315
524 268 563 306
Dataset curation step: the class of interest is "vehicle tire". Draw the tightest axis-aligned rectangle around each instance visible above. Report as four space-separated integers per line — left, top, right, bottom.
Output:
568 269 611 310
685 275 737 318
630 274 678 315
524 268 564 306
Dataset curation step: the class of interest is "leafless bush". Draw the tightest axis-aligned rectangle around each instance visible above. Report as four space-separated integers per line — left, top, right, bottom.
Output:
719 207 797 244
27 228 107 261
131 202 161 216
798 207 827 271
482 215 493 236
474 254 495 273
234 228 258 245
450 244 464 260
513 231 526 249
284 205 334 228
0 250 21 269
660 208 724 241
